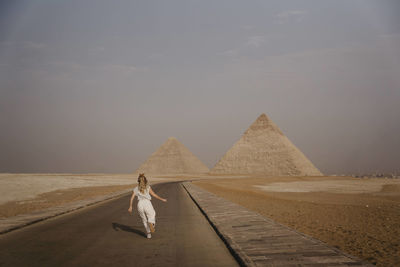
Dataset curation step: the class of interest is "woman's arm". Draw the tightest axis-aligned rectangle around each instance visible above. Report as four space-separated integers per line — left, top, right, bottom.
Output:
128 191 136 213
149 187 167 202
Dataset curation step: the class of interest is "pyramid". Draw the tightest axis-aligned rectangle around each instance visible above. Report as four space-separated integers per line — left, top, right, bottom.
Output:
135 137 209 175
210 114 322 176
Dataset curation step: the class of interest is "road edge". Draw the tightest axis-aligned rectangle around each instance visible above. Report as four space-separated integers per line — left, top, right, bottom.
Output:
0 189 132 235
182 182 254 267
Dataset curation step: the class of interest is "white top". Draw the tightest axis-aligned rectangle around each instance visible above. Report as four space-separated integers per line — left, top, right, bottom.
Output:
133 186 152 201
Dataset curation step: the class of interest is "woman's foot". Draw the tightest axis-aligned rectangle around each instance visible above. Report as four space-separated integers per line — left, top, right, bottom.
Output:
148 222 155 233
147 233 152 239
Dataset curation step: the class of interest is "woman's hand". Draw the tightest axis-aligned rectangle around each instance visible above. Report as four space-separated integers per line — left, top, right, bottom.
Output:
149 187 167 202
128 206 133 213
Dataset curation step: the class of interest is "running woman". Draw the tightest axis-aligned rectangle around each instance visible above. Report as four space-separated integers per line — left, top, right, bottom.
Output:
128 173 167 239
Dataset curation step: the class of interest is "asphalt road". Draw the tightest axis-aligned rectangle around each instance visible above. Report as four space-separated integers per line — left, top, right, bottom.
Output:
0 182 238 266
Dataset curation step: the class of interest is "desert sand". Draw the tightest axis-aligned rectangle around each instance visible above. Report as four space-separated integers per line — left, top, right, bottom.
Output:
2 173 399 266
0 173 173 204
194 176 400 267
0 173 180 218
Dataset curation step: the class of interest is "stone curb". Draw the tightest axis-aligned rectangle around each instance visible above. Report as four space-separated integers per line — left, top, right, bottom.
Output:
182 182 254 267
182 182 373 267
0 189 132 235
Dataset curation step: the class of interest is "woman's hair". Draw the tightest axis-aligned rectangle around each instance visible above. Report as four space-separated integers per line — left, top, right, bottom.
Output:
137 173 148 194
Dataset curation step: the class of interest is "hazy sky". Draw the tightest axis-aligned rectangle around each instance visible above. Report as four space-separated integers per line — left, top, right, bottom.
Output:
1 0 399 174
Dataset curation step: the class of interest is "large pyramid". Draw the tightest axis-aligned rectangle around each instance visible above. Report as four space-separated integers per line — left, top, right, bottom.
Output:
135 137 209 175
210 114 322 176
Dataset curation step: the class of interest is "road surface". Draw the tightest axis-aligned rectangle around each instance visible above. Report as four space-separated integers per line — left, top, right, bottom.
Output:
0 182 238 266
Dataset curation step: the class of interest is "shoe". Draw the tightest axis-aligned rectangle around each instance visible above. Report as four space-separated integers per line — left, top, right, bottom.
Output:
148 222 155 233
147 233 151 239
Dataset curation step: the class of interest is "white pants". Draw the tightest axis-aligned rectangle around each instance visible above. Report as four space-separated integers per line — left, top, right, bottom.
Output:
137 199 156 233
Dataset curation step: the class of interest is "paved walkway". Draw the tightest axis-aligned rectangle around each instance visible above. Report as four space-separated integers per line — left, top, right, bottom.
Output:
183 182 373 267
0 182 238 267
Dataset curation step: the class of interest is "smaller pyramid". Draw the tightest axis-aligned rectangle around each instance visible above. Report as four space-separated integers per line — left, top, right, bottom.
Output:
210 113 322 176
135 137 209 175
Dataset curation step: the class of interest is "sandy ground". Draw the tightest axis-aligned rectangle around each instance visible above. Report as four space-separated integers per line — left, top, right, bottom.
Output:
194 176 400 267
0 184 134 218
0 173 169 204
0 173 186 219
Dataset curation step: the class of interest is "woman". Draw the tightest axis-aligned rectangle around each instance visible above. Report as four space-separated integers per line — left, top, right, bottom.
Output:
128 173 167 239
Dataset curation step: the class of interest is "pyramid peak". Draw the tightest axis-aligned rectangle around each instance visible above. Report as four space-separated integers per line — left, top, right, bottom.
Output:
256 113 270 121
166 137 180 143
259 113 267 118
163 137 181 146
246 113 282 134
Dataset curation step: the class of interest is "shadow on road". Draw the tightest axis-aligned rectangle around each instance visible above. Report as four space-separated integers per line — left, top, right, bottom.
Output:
112 223 145 237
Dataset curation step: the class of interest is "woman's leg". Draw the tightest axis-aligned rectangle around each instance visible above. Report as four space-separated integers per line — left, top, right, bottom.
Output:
144 201 156 225
137 201 150 233
142 201 156 233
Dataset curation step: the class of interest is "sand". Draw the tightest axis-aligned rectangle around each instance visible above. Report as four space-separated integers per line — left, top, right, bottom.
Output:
194 176 400 267
0 173 180 219
2 173 399 266
0 184 134 218
0 173 168 205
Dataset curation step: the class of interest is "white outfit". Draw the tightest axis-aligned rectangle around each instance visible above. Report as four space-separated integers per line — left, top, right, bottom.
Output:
134 186 156 233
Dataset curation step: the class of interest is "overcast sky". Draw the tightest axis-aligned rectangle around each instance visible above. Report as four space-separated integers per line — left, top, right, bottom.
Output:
1 0 399 174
